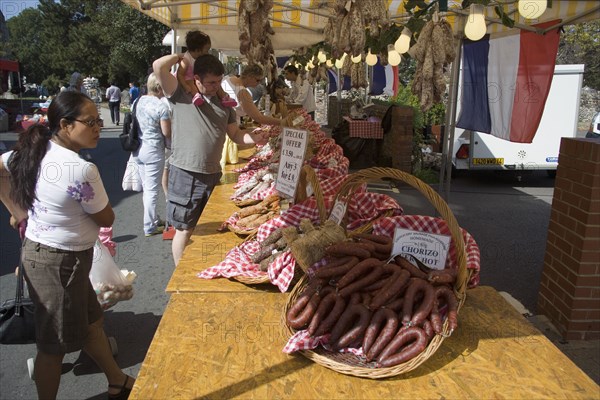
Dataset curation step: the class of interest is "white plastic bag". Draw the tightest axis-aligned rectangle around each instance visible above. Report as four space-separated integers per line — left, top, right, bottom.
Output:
90 241 135 309
122 155 142 192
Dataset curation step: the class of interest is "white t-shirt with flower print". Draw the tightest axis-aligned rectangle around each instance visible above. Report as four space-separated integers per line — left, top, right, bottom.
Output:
2 141 109 250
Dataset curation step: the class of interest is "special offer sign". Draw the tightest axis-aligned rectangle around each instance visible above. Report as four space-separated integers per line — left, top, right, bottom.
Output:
275 127 308 199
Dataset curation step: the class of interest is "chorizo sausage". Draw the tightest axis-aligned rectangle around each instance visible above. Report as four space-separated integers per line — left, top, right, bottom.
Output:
338 267 385 298
329 304 372 350
429 301 443 334
354 234 393 256
376 326 429 367
336 258 382 289
363 308 400 362
428 268 457 285
369 266 411 309
325 242 371 259
421 319 435 340
307 292 336 336
383 296 404 312
395 256 428 279
314 295 347 336
286 291 320 329
435 285 459 333
315 256 359 279
354 241 376 255
401 278 435 327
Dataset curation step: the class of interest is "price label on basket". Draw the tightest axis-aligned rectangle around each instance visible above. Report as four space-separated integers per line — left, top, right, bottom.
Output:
328 199 347 225
275 127 308 199
391 228 451 270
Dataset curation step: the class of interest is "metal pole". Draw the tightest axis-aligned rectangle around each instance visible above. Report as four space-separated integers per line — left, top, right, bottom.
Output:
439 27 464 201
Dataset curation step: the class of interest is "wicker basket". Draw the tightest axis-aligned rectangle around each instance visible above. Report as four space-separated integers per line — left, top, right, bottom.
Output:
232 165 326 285
282 167 470 379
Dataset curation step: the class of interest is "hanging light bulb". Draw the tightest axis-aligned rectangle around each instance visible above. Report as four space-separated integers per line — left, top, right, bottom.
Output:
351 53 362 63
394 27 412 54
335 53 347 69
365 49 378 66
387 44 401 66
464 3 487 41
326 59 334 68
317 50 327 63
518 0 547 19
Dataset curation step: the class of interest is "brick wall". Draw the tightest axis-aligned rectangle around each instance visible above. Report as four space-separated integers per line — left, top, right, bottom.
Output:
538 138 600 340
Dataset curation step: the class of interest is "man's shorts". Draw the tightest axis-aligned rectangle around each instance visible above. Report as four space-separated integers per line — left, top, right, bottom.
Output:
22 239 102 355
166 165 222 230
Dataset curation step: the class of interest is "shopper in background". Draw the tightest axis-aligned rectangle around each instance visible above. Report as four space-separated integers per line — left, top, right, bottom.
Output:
132 73 171 237
283 65 316 121
0 91 134 400
153 53 270 265
129 82 140 104
105 82 121 126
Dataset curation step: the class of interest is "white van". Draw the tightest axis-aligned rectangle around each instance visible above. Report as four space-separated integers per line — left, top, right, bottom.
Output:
452 64 584 173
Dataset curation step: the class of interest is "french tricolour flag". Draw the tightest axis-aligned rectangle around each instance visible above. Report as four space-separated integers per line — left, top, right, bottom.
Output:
456 21 561 143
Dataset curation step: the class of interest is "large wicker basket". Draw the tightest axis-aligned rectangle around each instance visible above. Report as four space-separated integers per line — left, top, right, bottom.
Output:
232 165 327 285
282 167 470 379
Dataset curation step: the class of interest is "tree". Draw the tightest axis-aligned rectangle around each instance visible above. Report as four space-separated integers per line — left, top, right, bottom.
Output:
557 21 600 90
6 0 169 88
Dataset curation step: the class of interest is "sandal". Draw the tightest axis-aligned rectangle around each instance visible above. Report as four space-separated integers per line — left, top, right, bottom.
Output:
108 375 134 400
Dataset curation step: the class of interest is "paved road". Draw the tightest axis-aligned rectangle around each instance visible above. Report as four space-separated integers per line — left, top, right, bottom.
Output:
0 107 578 398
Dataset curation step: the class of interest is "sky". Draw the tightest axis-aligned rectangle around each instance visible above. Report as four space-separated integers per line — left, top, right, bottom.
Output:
2 1 40 20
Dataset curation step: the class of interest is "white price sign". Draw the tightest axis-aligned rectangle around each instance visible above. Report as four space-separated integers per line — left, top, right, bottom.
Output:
275 127 308 199
391 228 451 270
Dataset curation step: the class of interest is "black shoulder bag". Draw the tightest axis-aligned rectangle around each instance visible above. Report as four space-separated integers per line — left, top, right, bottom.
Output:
0 247 36 345
119 99 141 152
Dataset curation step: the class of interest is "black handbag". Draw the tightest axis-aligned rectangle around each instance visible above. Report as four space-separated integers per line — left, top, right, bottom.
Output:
0 253 36 345
119 99 141 152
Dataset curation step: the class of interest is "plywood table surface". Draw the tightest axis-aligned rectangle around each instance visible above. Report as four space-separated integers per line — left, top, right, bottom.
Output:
130 286 599 399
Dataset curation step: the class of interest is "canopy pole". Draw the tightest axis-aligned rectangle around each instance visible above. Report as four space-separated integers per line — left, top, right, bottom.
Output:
439 29 464 202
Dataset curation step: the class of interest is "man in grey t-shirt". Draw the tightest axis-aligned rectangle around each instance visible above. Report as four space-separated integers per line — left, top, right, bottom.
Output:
153 53 270 265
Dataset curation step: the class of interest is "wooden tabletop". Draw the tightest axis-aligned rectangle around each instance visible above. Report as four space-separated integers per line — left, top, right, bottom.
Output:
129 286 599 399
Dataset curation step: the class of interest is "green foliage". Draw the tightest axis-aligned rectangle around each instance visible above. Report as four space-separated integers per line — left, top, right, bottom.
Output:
388 84 425 130
557 21 600 90
41 74 63 95
6 0 170 88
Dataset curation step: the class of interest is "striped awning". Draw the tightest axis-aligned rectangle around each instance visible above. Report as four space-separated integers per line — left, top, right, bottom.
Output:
120 0 599 53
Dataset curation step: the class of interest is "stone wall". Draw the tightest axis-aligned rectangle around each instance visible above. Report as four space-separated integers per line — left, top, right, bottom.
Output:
579 86 600 128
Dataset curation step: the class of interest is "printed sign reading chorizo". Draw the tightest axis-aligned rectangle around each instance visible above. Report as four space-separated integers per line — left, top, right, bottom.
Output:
391 228 451 270
275 127 308 199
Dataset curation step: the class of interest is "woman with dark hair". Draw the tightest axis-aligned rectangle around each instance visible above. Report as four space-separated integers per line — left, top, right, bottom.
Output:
0 91 134 400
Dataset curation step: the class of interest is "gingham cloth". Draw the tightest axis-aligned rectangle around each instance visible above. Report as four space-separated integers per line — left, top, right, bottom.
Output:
200 188 403 292
282 330 364 356
343 116 384 139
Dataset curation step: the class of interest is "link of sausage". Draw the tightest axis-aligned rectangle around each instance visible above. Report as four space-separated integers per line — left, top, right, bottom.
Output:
429 301 443 334
336 258 383 289
435 285 459 333
354 241 376 255
315 256 359 279
307 292 336 336
362 279 386 293
314 295 347 336
364 308 400 362
330 304 372 351
383 296 404 312
376 326 429 367
369 266 411 310
325 242 371 260
355 236 393 256
338 267 385 298
421 319 435 340
286 291 321 329
402 278 435 327
353 233 393 246
428 268 457 284
395 256 428 279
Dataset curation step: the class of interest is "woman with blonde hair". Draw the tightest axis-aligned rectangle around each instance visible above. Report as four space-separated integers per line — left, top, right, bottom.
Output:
132 73 171 236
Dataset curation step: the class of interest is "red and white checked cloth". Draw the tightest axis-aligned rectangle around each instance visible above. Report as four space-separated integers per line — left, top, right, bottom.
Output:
372 215 481 288
201 187 404 291
282 330 364 356
343 116 384 139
